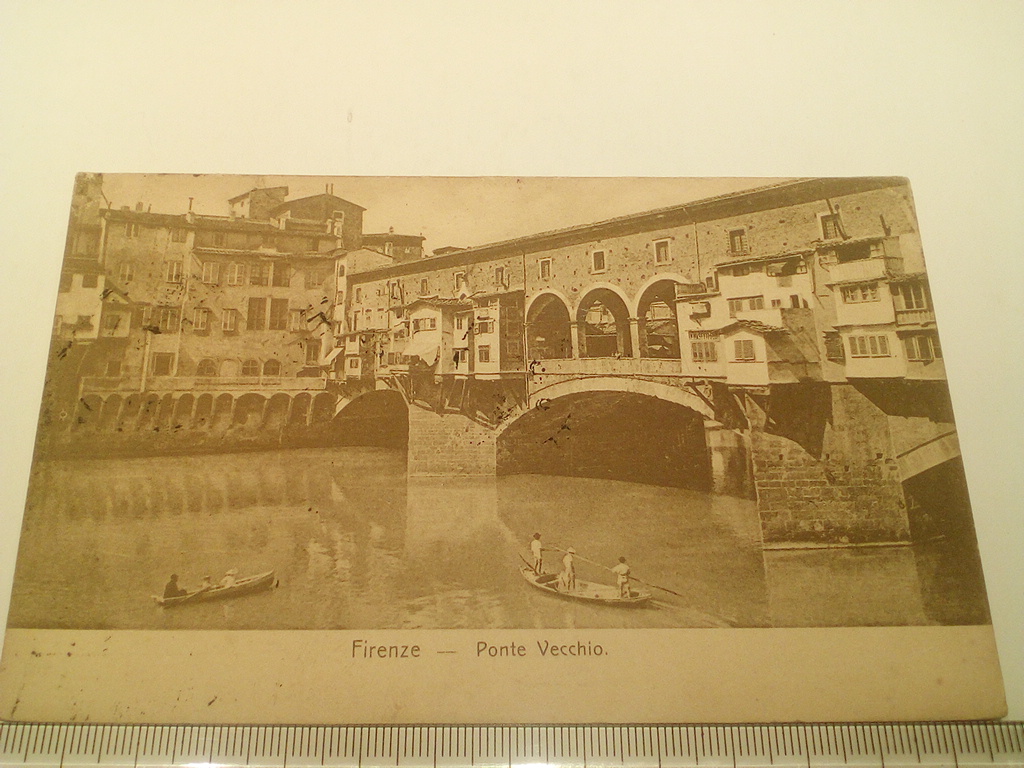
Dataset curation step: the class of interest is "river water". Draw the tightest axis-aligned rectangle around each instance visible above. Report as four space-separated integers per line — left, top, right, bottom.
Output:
6 447 988 630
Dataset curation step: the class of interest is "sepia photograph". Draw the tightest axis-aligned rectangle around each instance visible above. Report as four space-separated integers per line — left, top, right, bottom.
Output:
3 173 992 635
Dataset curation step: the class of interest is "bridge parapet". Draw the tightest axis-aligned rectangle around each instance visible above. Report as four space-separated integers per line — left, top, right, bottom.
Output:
81 375 329 396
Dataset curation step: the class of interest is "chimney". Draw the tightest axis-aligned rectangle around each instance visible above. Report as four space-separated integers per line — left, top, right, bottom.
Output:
135 202 144 212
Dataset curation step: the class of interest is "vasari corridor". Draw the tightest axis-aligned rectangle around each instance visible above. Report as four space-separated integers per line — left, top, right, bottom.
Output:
8 175 990 630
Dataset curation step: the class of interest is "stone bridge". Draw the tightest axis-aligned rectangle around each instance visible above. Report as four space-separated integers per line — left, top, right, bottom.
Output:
331 366 964 548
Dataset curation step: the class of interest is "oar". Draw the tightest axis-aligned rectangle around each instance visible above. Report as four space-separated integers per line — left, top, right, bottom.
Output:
548 545 687 598
517 552 538 573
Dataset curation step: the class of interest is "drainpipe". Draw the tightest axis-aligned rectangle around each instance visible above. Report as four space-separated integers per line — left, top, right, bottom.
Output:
139 329 152 393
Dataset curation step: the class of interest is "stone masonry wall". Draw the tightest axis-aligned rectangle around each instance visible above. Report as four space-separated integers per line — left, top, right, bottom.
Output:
750 383 910 546
407 406 497 476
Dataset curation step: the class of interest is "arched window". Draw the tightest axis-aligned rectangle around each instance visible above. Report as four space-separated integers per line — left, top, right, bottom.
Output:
242 359 260 377
637 280 681 359
577 288 633 358
263 359 282 377
526 294 572 360
196 359 218 377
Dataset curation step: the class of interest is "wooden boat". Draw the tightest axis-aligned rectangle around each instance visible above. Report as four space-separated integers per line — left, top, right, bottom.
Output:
519 566 652 606
152 571 276 608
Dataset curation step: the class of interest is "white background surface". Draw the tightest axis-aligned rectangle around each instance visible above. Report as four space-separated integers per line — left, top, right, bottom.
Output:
0 1 1021 721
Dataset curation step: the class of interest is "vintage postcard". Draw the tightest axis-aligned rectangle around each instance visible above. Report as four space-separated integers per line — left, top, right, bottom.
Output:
0 174 1005 723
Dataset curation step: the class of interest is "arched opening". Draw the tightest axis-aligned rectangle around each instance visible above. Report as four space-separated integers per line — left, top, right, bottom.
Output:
193 394 214 429
196 359 218 377
332 390 409 448
577 288 632 358
211 393 234 431
289 393 312 426
263 359 282 377
242 359 260 377
497 390 712 490
76 394 104 431
155 394 176 431
264 393 290 430
99 395 122 431
311 392 336 424
526 293 572 359
234 393 266 426
136 394 162 432
638 280 681 359
117 394 142 432
173 394 194 428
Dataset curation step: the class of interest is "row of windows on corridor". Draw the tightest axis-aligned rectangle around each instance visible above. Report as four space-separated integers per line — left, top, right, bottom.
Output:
137 300 318 333
691 332 942 364
120 222 324 252
143 354 318 378
524 215 847 281
112 261 332 289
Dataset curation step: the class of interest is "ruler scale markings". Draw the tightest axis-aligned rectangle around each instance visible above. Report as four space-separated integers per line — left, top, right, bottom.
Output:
6 724 1024 768
1010 722 1024 754
985 722 996 762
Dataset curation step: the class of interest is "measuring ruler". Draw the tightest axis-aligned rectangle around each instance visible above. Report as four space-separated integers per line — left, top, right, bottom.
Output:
1 722 1023 767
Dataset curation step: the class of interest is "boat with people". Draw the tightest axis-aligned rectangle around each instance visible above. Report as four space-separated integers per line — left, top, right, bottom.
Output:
518 565 652 606
152 570 276 608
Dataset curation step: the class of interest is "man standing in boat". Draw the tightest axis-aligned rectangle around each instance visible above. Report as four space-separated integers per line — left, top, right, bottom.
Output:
163 574 188 599
612 556 631 598
559 548 577 593
530 533 546 574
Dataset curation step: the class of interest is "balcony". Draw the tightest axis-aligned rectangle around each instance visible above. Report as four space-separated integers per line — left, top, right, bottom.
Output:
828 256 904 285
895 307 936 326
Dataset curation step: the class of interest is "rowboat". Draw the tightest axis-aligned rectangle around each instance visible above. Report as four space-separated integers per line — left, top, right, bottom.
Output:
519 566 652 606
152 571 276 608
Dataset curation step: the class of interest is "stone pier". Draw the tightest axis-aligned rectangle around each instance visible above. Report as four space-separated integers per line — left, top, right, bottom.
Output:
407 406 497 477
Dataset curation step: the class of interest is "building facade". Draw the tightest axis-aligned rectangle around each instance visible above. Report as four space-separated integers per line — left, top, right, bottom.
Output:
44 175 959 547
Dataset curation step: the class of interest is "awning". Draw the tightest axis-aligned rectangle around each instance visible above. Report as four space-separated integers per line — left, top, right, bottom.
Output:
402 334 439 366
322 347 344 365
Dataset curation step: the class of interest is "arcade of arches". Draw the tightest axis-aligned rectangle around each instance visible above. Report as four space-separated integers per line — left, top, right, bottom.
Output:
526 281 683 361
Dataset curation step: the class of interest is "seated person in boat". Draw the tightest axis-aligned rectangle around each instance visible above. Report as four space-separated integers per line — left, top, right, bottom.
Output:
199 575 213 591
220 569 238 588
612 556 631 598
558 548 577 592
163 574 189 599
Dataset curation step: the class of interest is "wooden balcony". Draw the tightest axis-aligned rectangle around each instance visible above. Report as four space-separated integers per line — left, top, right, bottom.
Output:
895 307 936 326
828 256 903 284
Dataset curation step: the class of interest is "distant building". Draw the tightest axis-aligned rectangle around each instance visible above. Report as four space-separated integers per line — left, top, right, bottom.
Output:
362 231 425 263
80 187 365 394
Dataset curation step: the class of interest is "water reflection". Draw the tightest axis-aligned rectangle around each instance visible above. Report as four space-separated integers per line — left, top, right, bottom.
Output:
7 448 987 630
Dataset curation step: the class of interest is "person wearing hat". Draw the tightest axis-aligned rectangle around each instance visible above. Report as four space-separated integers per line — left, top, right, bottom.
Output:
163 574 188 599
559 547 577 593
220 569 238 588
612 556 631 598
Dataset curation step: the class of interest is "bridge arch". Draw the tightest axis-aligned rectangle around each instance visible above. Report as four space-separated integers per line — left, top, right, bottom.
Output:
332 387 408 448
497 378 718 490
516 375 716 428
